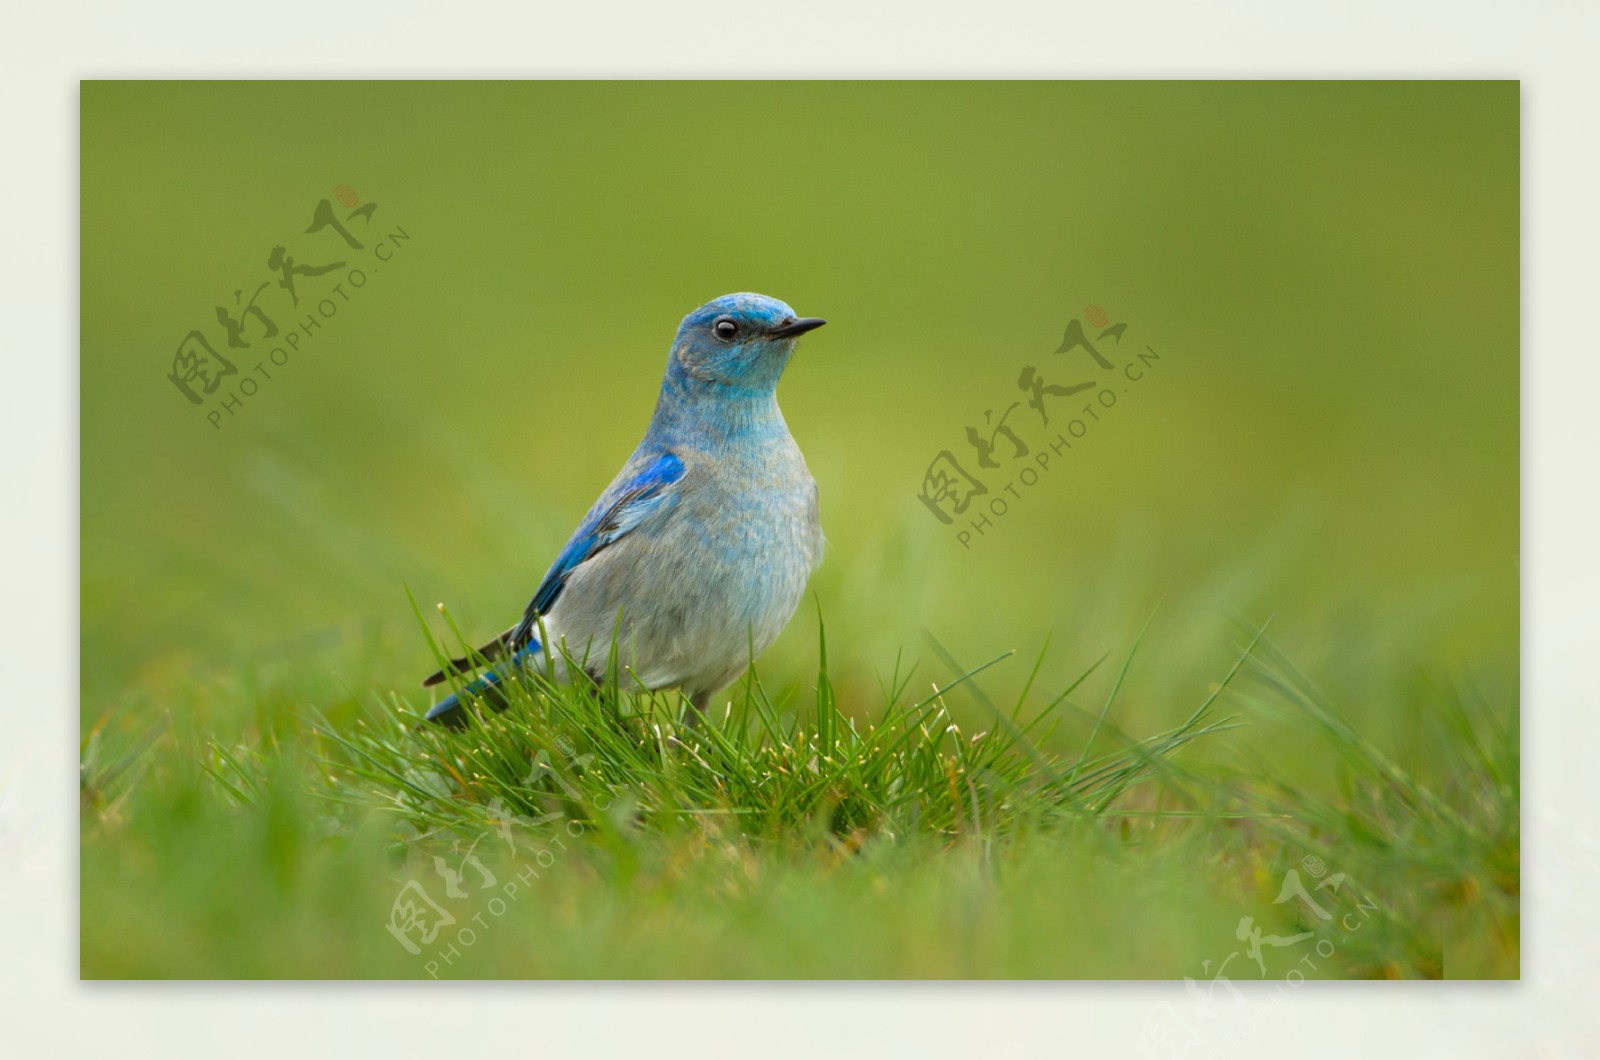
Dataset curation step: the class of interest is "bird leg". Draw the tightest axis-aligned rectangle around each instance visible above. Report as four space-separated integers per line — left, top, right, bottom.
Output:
680 690 712 733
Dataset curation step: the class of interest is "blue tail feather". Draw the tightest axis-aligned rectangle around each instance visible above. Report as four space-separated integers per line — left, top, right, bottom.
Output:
424 640 541 728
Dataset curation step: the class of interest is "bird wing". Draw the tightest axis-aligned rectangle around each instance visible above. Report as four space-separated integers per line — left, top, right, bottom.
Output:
512 449 687 647
419 450 687 689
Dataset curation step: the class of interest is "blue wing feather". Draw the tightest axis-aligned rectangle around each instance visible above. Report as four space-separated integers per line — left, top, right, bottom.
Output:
422 450 685 724
511 450 685 648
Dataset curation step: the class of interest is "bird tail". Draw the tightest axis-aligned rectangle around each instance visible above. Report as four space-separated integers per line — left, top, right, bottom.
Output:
421 626 515 688
424 639 542 728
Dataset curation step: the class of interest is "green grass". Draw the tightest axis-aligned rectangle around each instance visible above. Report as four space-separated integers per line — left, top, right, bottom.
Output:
80 607 1517 979
316 598 1247 841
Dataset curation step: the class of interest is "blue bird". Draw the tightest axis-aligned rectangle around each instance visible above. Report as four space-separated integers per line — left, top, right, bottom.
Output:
422 293 827 728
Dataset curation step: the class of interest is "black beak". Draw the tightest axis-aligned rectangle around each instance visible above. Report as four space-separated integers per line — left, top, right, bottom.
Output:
770 317 826 339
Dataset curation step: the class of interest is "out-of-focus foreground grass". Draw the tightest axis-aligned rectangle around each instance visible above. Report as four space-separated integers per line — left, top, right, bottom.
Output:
79 82 1517 978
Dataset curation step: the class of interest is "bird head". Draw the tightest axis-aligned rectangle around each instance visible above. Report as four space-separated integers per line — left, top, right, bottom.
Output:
668 293 825 394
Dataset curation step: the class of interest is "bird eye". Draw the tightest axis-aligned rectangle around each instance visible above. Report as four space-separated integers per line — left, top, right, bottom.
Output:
712 317 739 341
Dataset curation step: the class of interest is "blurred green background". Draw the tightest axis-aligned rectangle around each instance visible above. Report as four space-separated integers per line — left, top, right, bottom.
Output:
80 82 1518 977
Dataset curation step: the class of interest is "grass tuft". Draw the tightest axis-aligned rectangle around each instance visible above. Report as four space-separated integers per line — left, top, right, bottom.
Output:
309 607 1248 853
